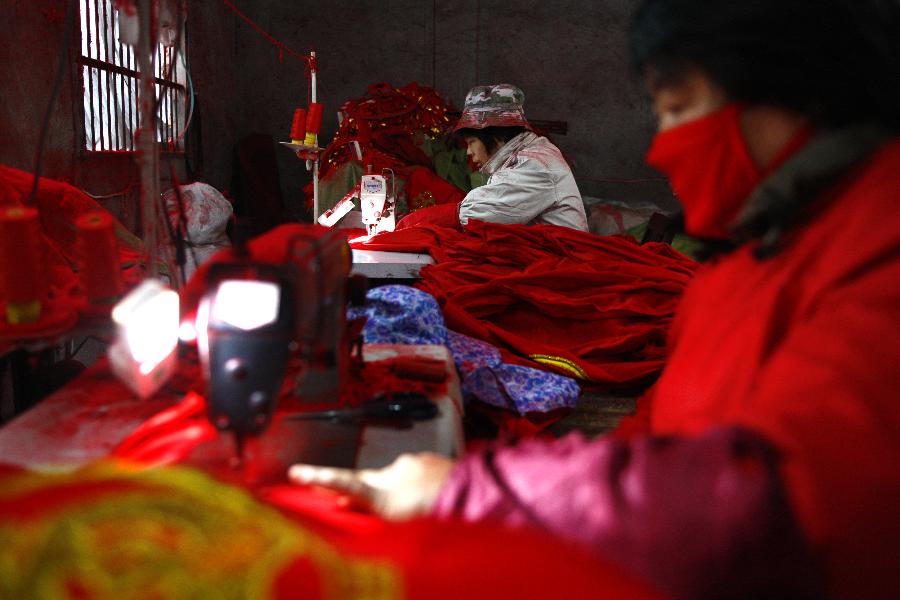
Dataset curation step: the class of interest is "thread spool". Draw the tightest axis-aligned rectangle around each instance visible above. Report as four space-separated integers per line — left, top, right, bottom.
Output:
76 211 124 306
0 206 44 324
304 102 324 146
289 108 307 144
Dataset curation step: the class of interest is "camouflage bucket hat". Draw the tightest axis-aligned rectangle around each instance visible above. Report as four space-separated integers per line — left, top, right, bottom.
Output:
452 84 529 132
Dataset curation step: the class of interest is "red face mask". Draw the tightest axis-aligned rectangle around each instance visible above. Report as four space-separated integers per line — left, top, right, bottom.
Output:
646 103 762 239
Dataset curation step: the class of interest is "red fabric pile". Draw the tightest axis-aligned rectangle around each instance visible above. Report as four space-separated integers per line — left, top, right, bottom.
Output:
352 221 697 390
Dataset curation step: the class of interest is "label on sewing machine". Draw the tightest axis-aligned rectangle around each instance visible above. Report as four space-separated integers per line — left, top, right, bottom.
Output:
362 178 384 194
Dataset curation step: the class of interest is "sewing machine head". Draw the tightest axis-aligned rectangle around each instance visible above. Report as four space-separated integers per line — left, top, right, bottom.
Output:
195 226 351 454
360 168 396 236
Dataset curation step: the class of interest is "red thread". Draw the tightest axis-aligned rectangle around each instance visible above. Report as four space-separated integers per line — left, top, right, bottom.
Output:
221 0 312 66
290 108 307 141
305 103 324 136
76 212 124 304
0 207 44 305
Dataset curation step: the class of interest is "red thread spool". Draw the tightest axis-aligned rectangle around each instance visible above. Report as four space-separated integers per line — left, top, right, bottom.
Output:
0 206 45 323
76 211 123 304
290 108 307 142
304 102 324 145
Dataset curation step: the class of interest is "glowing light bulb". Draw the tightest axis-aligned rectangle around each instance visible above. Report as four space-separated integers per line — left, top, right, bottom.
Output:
211 280 281 331
109 280 179 398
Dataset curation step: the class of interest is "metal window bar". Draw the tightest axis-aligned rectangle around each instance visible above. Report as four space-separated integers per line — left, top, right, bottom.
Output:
102 0 113 149
81 0 96 150
78 0 185 153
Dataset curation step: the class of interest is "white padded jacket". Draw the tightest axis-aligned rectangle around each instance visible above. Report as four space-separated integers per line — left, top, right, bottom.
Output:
458 131 588 231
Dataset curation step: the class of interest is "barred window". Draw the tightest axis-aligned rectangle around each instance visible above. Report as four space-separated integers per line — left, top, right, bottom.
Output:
78 0 187 153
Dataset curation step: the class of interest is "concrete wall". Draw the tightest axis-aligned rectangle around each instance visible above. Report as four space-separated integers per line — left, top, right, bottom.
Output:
182 0 238 194
231 0 441 219
228 0 677 214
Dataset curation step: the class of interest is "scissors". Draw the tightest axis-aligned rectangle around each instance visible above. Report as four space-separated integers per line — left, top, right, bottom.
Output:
283 392 438 427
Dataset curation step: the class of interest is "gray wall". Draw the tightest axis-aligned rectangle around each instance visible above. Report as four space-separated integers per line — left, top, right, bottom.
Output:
182 0 238 194
229 0 676 214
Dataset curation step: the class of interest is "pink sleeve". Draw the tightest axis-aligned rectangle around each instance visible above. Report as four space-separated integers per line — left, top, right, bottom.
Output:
433 427 820 599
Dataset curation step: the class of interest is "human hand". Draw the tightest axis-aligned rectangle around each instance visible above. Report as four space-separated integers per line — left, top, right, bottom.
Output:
288 452 455 520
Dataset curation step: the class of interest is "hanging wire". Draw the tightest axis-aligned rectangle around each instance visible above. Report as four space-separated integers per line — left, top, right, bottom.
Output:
152 0 184 122
175 41 195 142
221 0 313 102
27 0 78 207
221 0 313 65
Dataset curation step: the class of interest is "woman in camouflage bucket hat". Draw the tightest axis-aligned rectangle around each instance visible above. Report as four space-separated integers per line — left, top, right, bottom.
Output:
397 84 588 231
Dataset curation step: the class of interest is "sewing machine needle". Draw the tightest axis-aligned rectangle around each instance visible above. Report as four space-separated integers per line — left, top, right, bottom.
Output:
230 432 245 469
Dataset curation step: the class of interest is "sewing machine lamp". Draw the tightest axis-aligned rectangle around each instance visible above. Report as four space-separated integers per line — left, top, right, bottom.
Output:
196 264 296 448
109 279 180 398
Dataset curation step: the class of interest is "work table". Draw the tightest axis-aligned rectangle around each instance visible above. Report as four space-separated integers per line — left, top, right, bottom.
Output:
0 344 463 483
351 249 434 280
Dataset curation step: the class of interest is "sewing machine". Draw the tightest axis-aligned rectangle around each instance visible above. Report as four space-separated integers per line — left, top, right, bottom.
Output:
195 226 352 457
0 228 464 484
360 169 397 235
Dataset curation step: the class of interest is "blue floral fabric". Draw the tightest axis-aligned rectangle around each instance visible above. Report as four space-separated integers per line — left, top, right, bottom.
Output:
447 330 579 413
446 330 502 376
348 285 447 346
471 364 581 413
349 285 579 414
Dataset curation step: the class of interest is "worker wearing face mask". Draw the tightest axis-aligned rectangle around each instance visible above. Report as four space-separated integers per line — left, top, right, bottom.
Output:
396 84 588 231
291 1 900 597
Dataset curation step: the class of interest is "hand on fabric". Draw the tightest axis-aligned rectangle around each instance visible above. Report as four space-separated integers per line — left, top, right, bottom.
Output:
395 202 461 230
288 452 455 520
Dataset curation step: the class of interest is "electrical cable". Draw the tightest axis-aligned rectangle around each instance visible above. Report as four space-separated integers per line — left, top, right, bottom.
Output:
221 0 313 66
176 46 194 141
151 0 184 124
66 335 109 361
85 182 138 199
27 0 78 208
220 0 313 105
168 163 199 279
158 194 186 288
